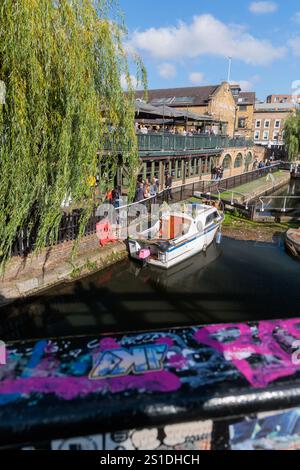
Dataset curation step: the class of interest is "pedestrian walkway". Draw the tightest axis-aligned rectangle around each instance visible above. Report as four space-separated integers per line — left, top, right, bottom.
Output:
216 170 289 203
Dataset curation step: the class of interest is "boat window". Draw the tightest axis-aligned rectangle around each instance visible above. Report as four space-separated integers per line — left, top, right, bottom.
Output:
205 211 219 226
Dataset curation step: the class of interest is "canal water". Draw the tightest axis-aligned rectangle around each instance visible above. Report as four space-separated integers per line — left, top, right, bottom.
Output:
1 237 300 343
268 179 300 210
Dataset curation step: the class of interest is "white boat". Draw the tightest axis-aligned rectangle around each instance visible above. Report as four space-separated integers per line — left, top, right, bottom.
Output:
128 203 224 269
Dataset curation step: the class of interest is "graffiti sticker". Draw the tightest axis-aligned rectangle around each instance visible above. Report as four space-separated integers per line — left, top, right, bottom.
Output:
89 345 168 379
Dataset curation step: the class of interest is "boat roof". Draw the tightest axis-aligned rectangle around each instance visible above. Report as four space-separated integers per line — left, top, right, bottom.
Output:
161 204 217 221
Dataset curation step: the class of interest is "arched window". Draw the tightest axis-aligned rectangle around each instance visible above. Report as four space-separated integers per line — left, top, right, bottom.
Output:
245 152 253 172
223 154 232 169
245 152 253 164
234 153 243 168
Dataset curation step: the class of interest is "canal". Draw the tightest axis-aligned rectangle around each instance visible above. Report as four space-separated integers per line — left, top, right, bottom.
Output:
1 237 300 343
268 179 300 210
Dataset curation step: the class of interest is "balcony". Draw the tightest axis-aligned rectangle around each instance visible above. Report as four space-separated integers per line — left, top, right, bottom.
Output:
137 133 253 154
102 133 254 157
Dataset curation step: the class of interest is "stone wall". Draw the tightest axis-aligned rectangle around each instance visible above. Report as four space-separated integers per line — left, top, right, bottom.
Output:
0 236 127 306
219 147 258 177
235 104 254 140
208 82 236 138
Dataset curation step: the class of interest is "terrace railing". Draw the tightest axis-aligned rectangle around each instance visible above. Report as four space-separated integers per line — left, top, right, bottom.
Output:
103 133 254 154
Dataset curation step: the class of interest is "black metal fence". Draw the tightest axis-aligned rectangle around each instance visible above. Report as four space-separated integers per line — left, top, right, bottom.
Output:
10 163 281 257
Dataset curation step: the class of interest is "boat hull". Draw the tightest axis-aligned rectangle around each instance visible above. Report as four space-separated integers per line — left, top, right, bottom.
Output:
149 224 220 269
129 222 221 269
285 229 300 260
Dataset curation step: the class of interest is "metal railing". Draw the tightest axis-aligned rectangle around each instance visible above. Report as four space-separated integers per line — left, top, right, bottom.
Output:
10 163 281 257
103 133 254 153
257 196 300 214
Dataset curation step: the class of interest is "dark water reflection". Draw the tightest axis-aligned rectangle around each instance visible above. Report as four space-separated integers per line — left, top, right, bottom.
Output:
1 237 300 343
267 179 300 210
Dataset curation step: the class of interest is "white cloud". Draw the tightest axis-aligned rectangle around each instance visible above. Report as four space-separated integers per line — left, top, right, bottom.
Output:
130 14 286 66
289 37 300 57
249 2 278 14
157 63 177 79
120 73 138 90
230 76 260 92
293 12 300 24
238 80 254 92
189 72 205 85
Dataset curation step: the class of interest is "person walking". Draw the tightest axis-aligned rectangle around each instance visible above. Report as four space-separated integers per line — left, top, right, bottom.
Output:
165 173 173 201
211 166 216 181
144 179 151 199
150 177 158 198
135 183 145 202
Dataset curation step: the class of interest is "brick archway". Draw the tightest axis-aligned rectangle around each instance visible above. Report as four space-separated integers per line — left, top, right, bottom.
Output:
234 153 243 168
245 151 253 172
222 154 233 170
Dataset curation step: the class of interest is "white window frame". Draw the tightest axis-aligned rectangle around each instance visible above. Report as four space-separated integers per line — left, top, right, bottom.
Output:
264 119 270 128
274 119 281 129
254 130 260 140
273 131 279 141
263 130 269 141
255 120 261 128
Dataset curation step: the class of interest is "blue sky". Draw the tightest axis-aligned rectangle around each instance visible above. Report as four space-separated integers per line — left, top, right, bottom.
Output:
119 0 300 100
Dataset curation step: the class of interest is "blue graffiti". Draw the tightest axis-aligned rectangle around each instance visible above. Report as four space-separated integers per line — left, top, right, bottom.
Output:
89 344 168 379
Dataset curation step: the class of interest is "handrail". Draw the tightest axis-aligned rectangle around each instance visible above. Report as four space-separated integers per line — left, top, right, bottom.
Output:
116 163 281 212
10 163 282 257
3 319 300 449
102 133 254 153
257 195 300 212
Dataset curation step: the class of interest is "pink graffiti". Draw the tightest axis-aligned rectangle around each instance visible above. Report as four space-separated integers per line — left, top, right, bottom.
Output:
195 319 300 388
0 370 180 400
168 353 187 369
99 338 120 351
156 337 174 347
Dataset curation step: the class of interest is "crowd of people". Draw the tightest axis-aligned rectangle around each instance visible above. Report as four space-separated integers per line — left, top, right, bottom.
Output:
135 123 219 137
211 166 224 180
134 176 159 202
105 186 123 208
134 173 174 202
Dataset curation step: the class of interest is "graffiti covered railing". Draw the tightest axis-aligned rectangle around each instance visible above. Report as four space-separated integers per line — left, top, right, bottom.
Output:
2 318 300 450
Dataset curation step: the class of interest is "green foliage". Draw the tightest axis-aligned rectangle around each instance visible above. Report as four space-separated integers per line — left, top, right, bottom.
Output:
0 0 146 266
284 110 300 161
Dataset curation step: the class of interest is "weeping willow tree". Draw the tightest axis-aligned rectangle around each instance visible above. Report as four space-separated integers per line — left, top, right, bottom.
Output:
0 0 146 265
284 110 300 161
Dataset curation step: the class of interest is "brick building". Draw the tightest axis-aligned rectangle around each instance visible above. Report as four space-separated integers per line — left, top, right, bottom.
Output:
230 84 256 140
253 102 297 148
136 82 237 137
266 94 300 104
